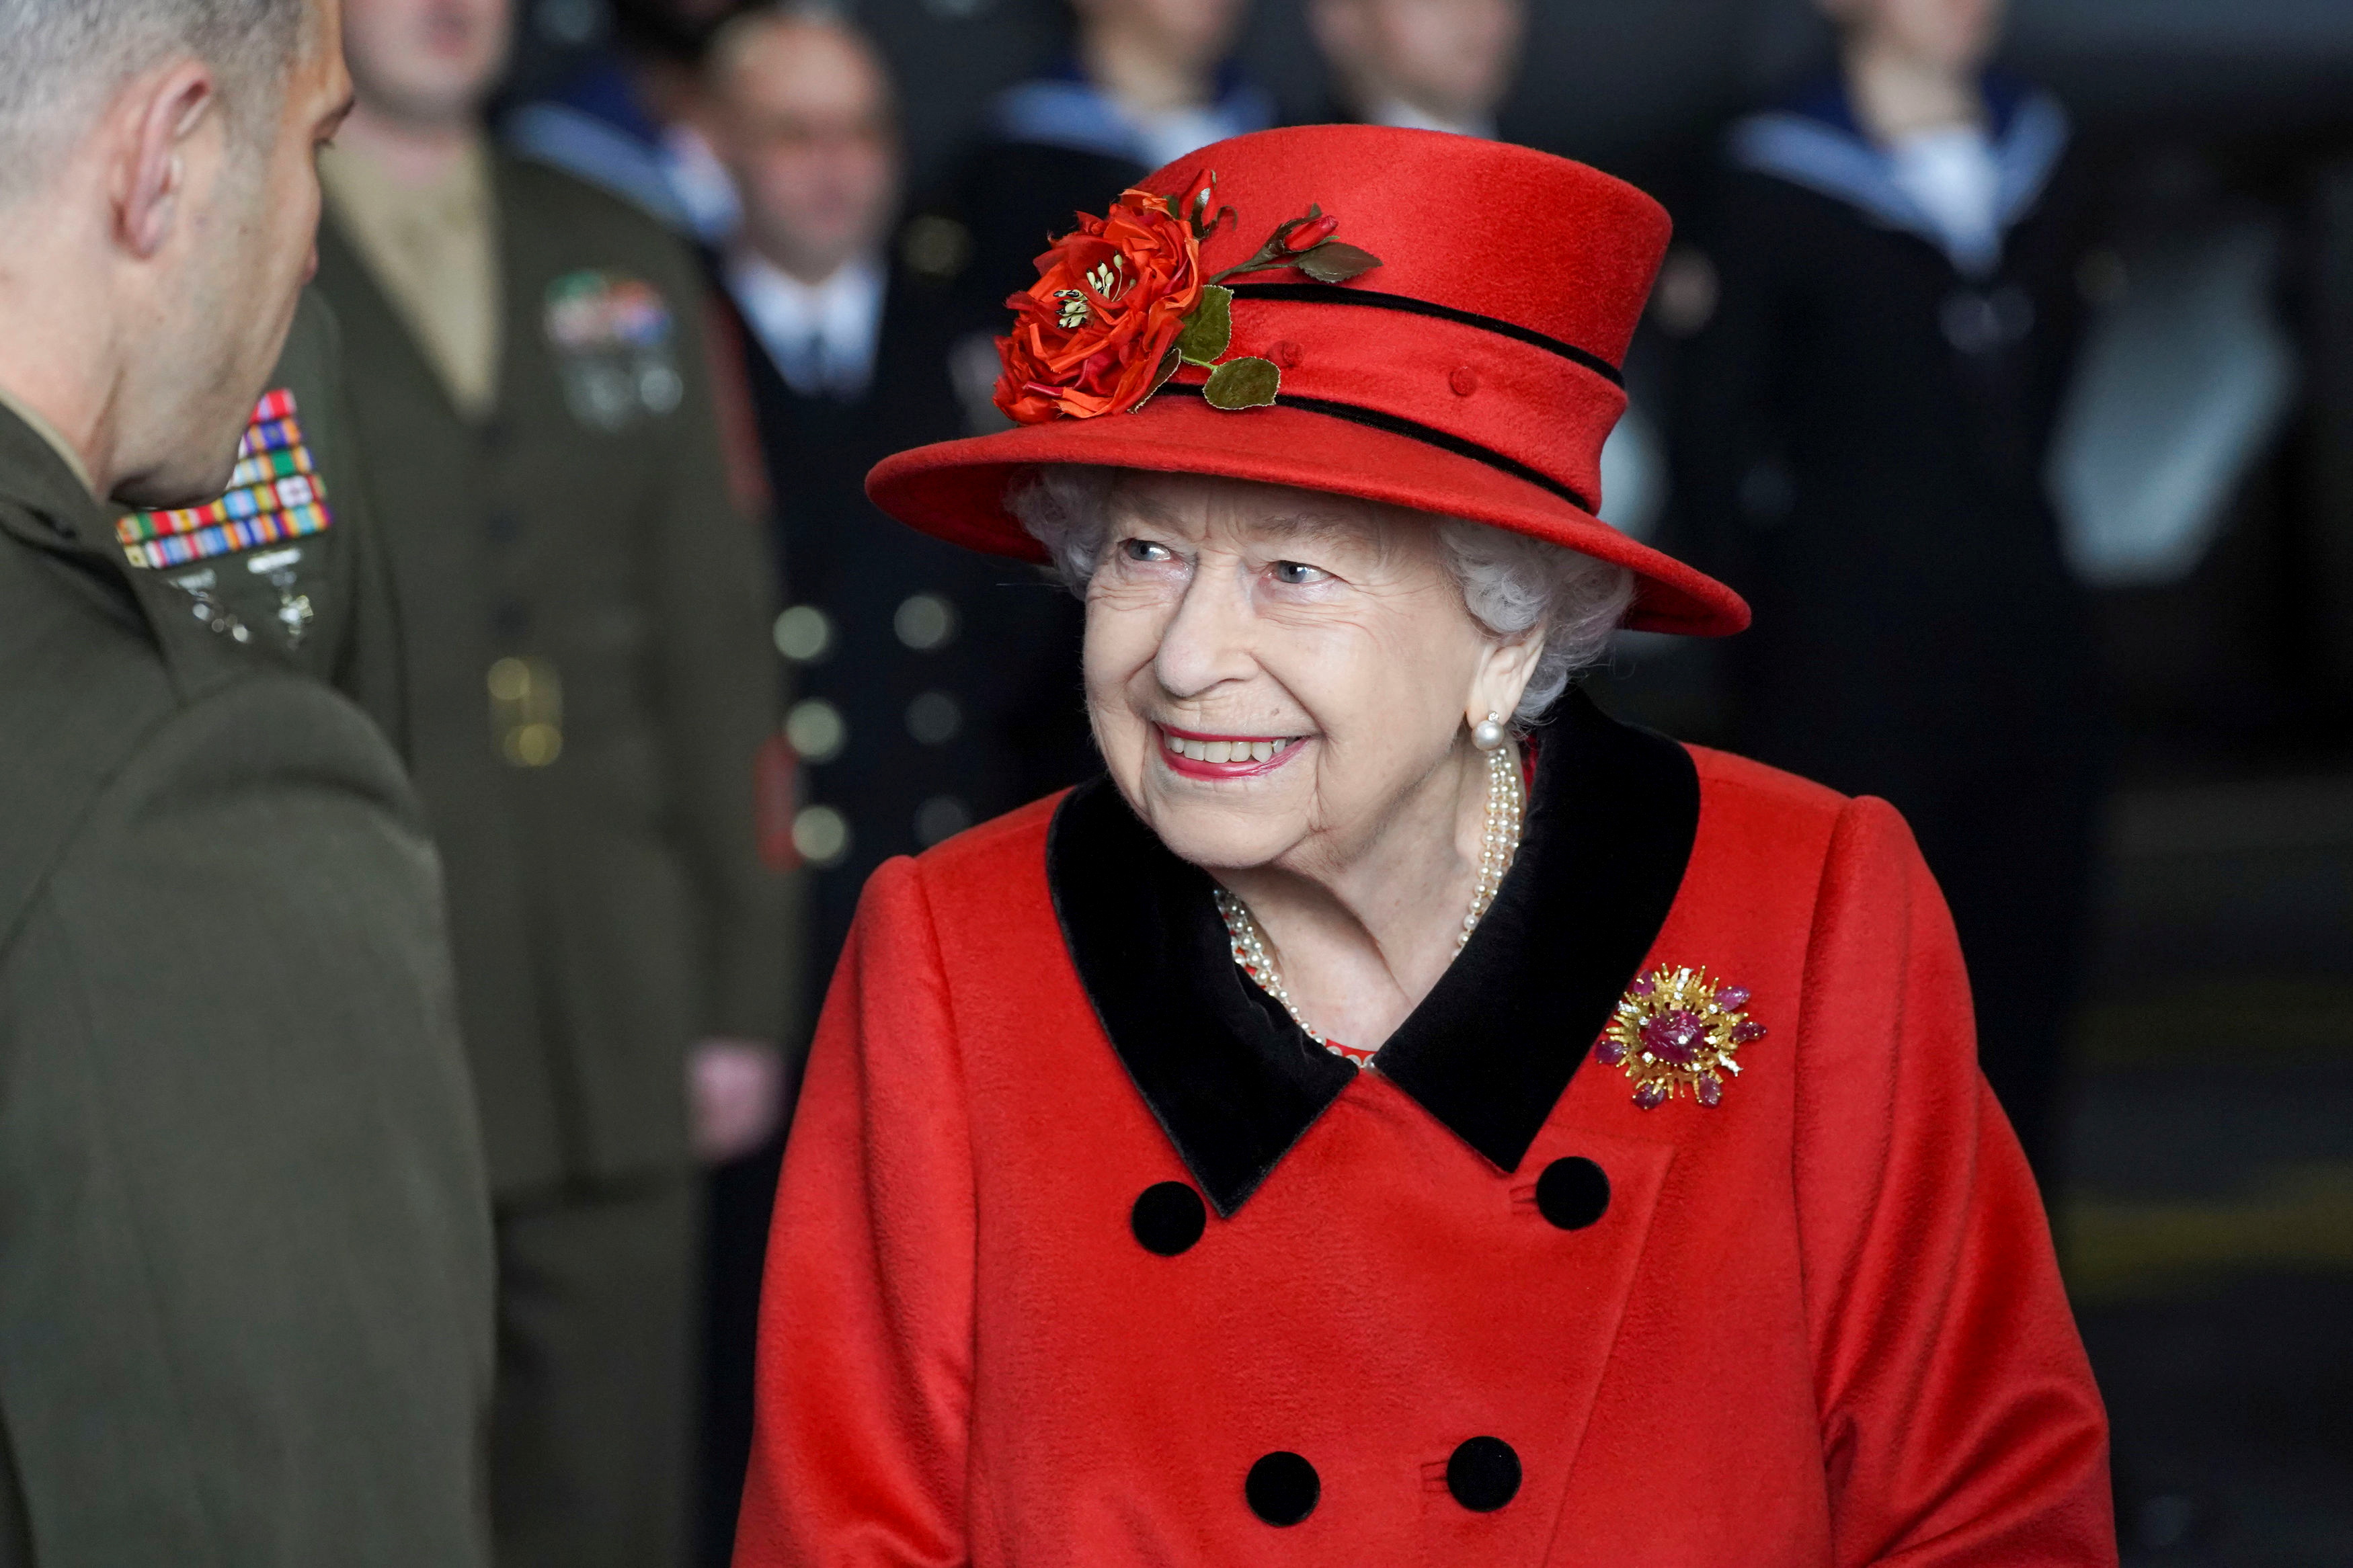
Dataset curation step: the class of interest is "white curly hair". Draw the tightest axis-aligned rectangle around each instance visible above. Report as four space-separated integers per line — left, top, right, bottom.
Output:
1008 465 1635 725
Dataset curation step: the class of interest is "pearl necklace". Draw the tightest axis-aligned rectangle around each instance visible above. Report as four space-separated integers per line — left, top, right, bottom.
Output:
1215 743 1525 1056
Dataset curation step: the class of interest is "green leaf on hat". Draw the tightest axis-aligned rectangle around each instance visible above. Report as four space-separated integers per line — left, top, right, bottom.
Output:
1297 241 1382 284
1145 344 1183 402
1203 356 1281 411
1175 285 1234 366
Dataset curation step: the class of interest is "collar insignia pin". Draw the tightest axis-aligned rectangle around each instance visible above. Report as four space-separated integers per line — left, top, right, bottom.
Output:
1598 966 1766 1110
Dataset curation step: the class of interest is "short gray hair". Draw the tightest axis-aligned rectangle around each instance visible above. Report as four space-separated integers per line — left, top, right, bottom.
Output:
1010 465 1636 725
0 0 304 194
707 1 870 87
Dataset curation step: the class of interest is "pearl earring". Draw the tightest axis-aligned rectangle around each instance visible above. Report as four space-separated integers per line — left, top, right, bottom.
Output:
1472 710 1507 751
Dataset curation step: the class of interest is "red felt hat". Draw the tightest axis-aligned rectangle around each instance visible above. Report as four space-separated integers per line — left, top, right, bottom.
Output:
867 124 1749 637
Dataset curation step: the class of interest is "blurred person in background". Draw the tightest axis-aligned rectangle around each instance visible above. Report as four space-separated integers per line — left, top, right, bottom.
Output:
1302 0 1673 549
1308 0 1523 138
317 0 797 1562
0 0 495 1561
703 1 1093 1055
694 14 1091 1549
921 0 1273 345
1671 0 2100 1181
506 0 742 241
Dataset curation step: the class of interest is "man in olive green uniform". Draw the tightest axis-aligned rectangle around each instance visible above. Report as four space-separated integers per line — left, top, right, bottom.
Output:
317 1 797 1562
0 1 493 1564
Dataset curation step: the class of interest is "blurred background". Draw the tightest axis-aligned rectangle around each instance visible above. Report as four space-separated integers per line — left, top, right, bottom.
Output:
493 1 2352 1562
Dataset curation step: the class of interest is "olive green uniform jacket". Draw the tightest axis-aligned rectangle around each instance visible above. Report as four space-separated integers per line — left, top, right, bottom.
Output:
317 155 795 1198
0 300 494 1564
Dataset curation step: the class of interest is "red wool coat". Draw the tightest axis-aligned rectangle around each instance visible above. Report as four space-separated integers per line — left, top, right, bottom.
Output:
735 695 2115 1567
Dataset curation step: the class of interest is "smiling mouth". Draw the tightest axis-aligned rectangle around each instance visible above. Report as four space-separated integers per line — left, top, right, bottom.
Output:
1156 725 1307 771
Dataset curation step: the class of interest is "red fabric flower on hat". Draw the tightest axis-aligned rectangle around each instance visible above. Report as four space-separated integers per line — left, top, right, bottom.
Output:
994 171 1382 425
994 181 1207 424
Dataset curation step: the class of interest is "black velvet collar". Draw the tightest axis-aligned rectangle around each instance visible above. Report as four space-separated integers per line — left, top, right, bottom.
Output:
1047 690 1700 1216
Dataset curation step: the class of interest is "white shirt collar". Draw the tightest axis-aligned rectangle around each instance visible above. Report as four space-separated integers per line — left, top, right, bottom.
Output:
1886 125 2003 276
725 249 888 401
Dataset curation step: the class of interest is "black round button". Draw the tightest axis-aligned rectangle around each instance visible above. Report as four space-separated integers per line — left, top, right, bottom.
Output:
1245 1451 1319 1526
1130 1182 1206 1256
1446 1436 1521 1512
1535 1156 1610 1231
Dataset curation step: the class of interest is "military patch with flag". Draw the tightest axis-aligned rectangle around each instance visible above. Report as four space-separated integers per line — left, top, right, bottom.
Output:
117 388 333 569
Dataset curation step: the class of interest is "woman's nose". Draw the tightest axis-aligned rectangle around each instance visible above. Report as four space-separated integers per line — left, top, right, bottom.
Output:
1152 564 1257 699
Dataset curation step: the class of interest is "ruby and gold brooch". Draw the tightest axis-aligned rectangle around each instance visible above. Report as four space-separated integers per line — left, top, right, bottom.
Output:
1599 966 1767 1110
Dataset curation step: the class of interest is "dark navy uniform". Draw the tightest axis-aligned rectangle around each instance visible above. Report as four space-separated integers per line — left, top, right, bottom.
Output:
713 243 1092 993
1672 74 2104 1176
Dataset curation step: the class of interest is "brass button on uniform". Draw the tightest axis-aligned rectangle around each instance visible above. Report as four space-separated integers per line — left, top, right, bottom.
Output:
486 657 533 705
772 604 834 662
503 723 563 767
901 214 973 282
913 796 971 846
893 593 957 651
488 655 563 768
791 805 850 868
785 698 847 763
906 691 961 746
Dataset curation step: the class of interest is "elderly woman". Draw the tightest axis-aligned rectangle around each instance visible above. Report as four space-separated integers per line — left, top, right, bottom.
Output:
733 126 2114 1567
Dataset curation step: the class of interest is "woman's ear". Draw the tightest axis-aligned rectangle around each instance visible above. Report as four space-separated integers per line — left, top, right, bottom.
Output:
1466 628 1545 731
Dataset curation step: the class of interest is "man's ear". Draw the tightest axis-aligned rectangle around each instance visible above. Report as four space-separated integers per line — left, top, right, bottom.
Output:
118 63 219 261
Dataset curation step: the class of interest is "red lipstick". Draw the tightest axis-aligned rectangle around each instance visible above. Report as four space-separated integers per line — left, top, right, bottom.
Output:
1155 725 1306 780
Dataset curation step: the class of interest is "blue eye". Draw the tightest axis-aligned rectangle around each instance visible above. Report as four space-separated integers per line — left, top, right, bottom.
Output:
1272 561 1325 585
1121 538 1174 563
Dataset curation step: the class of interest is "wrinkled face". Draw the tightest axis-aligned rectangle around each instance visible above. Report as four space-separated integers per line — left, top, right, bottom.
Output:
1084 474 1502 873
1361 0 1524 122
342 0 510 124
1839 0 2003 73
124 0 354 505
1078 0 1249 73
712 22 899 282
